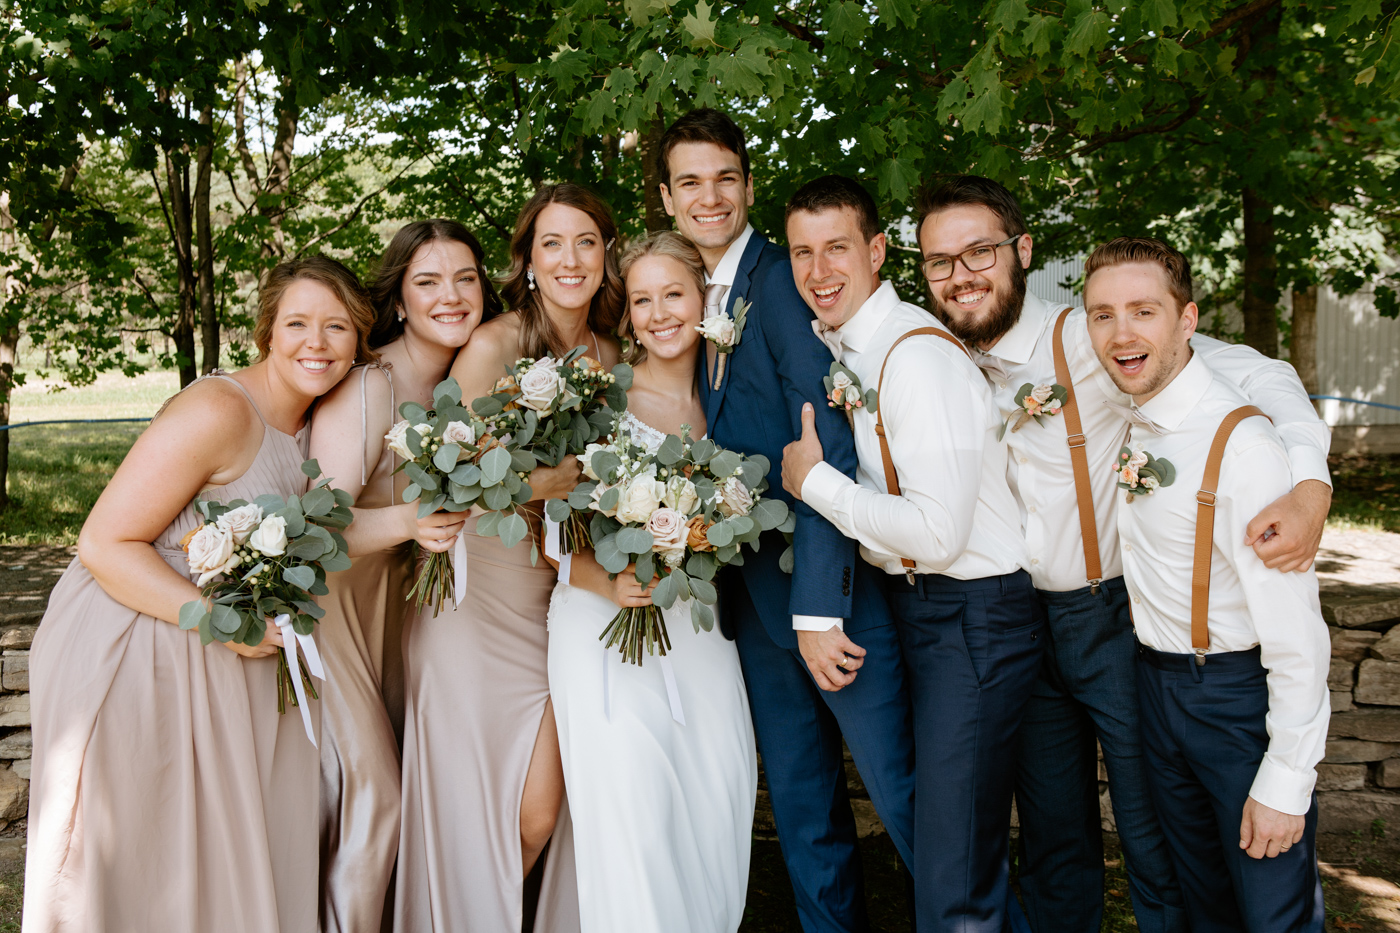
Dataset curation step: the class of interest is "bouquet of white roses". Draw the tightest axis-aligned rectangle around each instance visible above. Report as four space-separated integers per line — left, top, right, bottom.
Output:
387 377 537 615
472 345 631 555
178 459 353 741
568 426 792 665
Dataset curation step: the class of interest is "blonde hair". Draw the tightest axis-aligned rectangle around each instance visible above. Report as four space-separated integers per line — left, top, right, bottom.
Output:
617 232 707 365
254 256 378 364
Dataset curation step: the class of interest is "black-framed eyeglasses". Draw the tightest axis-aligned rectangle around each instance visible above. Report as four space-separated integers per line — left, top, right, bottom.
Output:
920 236 1021 283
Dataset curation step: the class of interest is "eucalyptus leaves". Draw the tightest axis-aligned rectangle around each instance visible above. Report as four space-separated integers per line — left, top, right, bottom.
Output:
998 382 1068 440
177 459 353 721
562 426 793 665
1114 440 1177 502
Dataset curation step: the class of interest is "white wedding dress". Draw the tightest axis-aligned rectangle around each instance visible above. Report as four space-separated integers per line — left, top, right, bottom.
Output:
547 411 757 933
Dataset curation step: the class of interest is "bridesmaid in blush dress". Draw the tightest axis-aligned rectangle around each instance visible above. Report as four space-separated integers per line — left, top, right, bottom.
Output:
311 221 498 933
23 256 374 933
394 184 624 933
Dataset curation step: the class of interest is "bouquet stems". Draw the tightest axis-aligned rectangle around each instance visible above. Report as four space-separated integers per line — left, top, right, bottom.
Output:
599 604 672 666
408 549 454 616
559 511 593 555
276 650 320 714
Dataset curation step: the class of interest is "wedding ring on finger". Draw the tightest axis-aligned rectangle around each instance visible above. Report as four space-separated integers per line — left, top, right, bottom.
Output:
838 655 849 668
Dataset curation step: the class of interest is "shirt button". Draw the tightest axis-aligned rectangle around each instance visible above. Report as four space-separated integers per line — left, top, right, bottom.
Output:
1031 558 1040 565
1000 383 1008 390
1133 596 1140 604
1019 457 1028 464
1124 543 1133 552
1028 506 1036 513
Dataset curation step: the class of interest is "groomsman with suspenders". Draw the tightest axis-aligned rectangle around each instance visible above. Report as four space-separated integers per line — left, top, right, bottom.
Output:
1084 237 1328 931
780 174 1044 933
655 110 917 932
911 176 1333 933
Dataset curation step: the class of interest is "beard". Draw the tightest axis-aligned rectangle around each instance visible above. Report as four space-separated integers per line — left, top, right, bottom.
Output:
928 261 1028 348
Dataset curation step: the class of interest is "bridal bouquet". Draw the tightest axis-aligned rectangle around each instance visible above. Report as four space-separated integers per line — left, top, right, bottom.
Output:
569 426 792 665
387 377 536 614
178 459 353 738
471 345 631 554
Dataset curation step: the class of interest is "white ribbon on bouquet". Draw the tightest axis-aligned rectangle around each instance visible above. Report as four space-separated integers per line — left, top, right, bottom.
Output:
452 531 469 608
275 613 326 746
544 515 572 586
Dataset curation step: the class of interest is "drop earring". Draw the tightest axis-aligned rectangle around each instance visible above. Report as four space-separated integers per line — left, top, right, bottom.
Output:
527 268 536 291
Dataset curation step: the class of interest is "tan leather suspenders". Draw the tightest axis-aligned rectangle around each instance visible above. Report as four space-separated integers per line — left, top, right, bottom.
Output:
873 327 973 583
1190 405 1270 664
1051 306 1104 594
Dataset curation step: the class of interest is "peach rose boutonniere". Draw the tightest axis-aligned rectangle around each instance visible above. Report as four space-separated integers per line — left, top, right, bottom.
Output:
823 362 878 414
999 382 1069 440
1113 440 1176 502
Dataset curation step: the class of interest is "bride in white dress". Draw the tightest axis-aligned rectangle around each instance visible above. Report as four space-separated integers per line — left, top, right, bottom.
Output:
546 231 757 932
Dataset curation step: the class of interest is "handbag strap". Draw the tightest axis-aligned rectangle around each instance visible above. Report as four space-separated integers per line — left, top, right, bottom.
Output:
1051 306 1103 592
1191 405 1270 663
873 326 972 582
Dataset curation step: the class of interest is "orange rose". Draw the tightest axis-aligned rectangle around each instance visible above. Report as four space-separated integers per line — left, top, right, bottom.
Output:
494 374 519 393
472 434 503 461
575 355 605 374
179 525 200 552
685 516 714 552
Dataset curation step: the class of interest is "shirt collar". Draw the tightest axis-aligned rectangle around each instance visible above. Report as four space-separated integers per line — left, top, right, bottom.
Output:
1136 349 1213 433
705 224 755 288
833 280 899 356
980 289 1056 366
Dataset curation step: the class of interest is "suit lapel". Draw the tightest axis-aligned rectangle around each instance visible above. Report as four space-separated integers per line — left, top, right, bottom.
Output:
706 233 767 428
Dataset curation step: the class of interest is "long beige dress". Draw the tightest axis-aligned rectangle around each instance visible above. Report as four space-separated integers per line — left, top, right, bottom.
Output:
319 363 412 933
395 512 580 932
23 373 320 933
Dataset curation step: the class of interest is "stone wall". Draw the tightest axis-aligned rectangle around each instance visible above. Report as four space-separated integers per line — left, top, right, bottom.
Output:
0 613 35 833
1315 590 1400 838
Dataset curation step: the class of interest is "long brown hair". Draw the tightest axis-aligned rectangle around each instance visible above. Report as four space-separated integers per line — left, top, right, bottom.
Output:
254 255 378 364
368 219 503 349
499 184 625 360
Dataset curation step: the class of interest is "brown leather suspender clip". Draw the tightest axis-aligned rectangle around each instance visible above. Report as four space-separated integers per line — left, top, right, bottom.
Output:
873 327 972 584
1190 405 1270 666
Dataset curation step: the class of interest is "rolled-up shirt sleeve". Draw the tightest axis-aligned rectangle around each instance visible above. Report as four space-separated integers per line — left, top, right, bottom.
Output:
802 341 982 572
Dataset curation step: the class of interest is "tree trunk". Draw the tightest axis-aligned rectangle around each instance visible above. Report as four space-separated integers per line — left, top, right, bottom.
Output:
1241 187 1279 358
1289 283 1320 413
196 105 218 374
261 77 299 259
636 111 671 233
164 149 198 386
0 192 17 511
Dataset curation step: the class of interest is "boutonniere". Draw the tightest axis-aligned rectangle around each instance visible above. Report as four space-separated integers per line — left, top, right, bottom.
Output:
695 297 749 390
998 382 1068 440
824 362 878 414
1114 440 1177 502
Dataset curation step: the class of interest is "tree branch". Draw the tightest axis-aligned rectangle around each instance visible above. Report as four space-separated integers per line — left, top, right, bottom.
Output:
291 158 421 259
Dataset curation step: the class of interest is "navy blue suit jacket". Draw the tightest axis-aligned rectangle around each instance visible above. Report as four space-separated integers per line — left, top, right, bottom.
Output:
702 233 867 651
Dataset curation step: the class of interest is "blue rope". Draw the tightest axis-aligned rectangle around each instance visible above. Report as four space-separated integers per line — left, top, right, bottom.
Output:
1309 395 1400 413
0 417 149 432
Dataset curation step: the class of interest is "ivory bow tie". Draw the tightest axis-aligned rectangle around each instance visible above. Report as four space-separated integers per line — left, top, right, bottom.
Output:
1103 400 1166 435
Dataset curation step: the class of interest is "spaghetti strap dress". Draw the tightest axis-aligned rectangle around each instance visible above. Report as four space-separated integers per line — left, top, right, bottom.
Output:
319 363 413 933
395 509 580 933
23 372 321 933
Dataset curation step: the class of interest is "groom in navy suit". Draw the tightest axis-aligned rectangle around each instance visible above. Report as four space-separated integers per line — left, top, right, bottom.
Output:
656 108 916 933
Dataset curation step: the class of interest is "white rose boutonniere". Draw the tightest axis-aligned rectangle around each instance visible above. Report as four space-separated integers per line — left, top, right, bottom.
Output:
695 297 749 391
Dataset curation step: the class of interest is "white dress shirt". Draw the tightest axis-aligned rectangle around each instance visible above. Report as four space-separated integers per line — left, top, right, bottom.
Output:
704 223 755 311
1119 352 1329 816
976 290 1333 592
802 281 1029 584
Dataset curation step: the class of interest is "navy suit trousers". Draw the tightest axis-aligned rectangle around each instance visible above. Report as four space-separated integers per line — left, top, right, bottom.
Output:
883 569 1044 933
1137 645 1324 933
1014 577 1186 933
732 567 916 933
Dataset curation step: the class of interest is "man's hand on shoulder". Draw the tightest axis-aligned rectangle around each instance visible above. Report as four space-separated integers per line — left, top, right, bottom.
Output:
1246 479 1331 572
781 403 824 502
